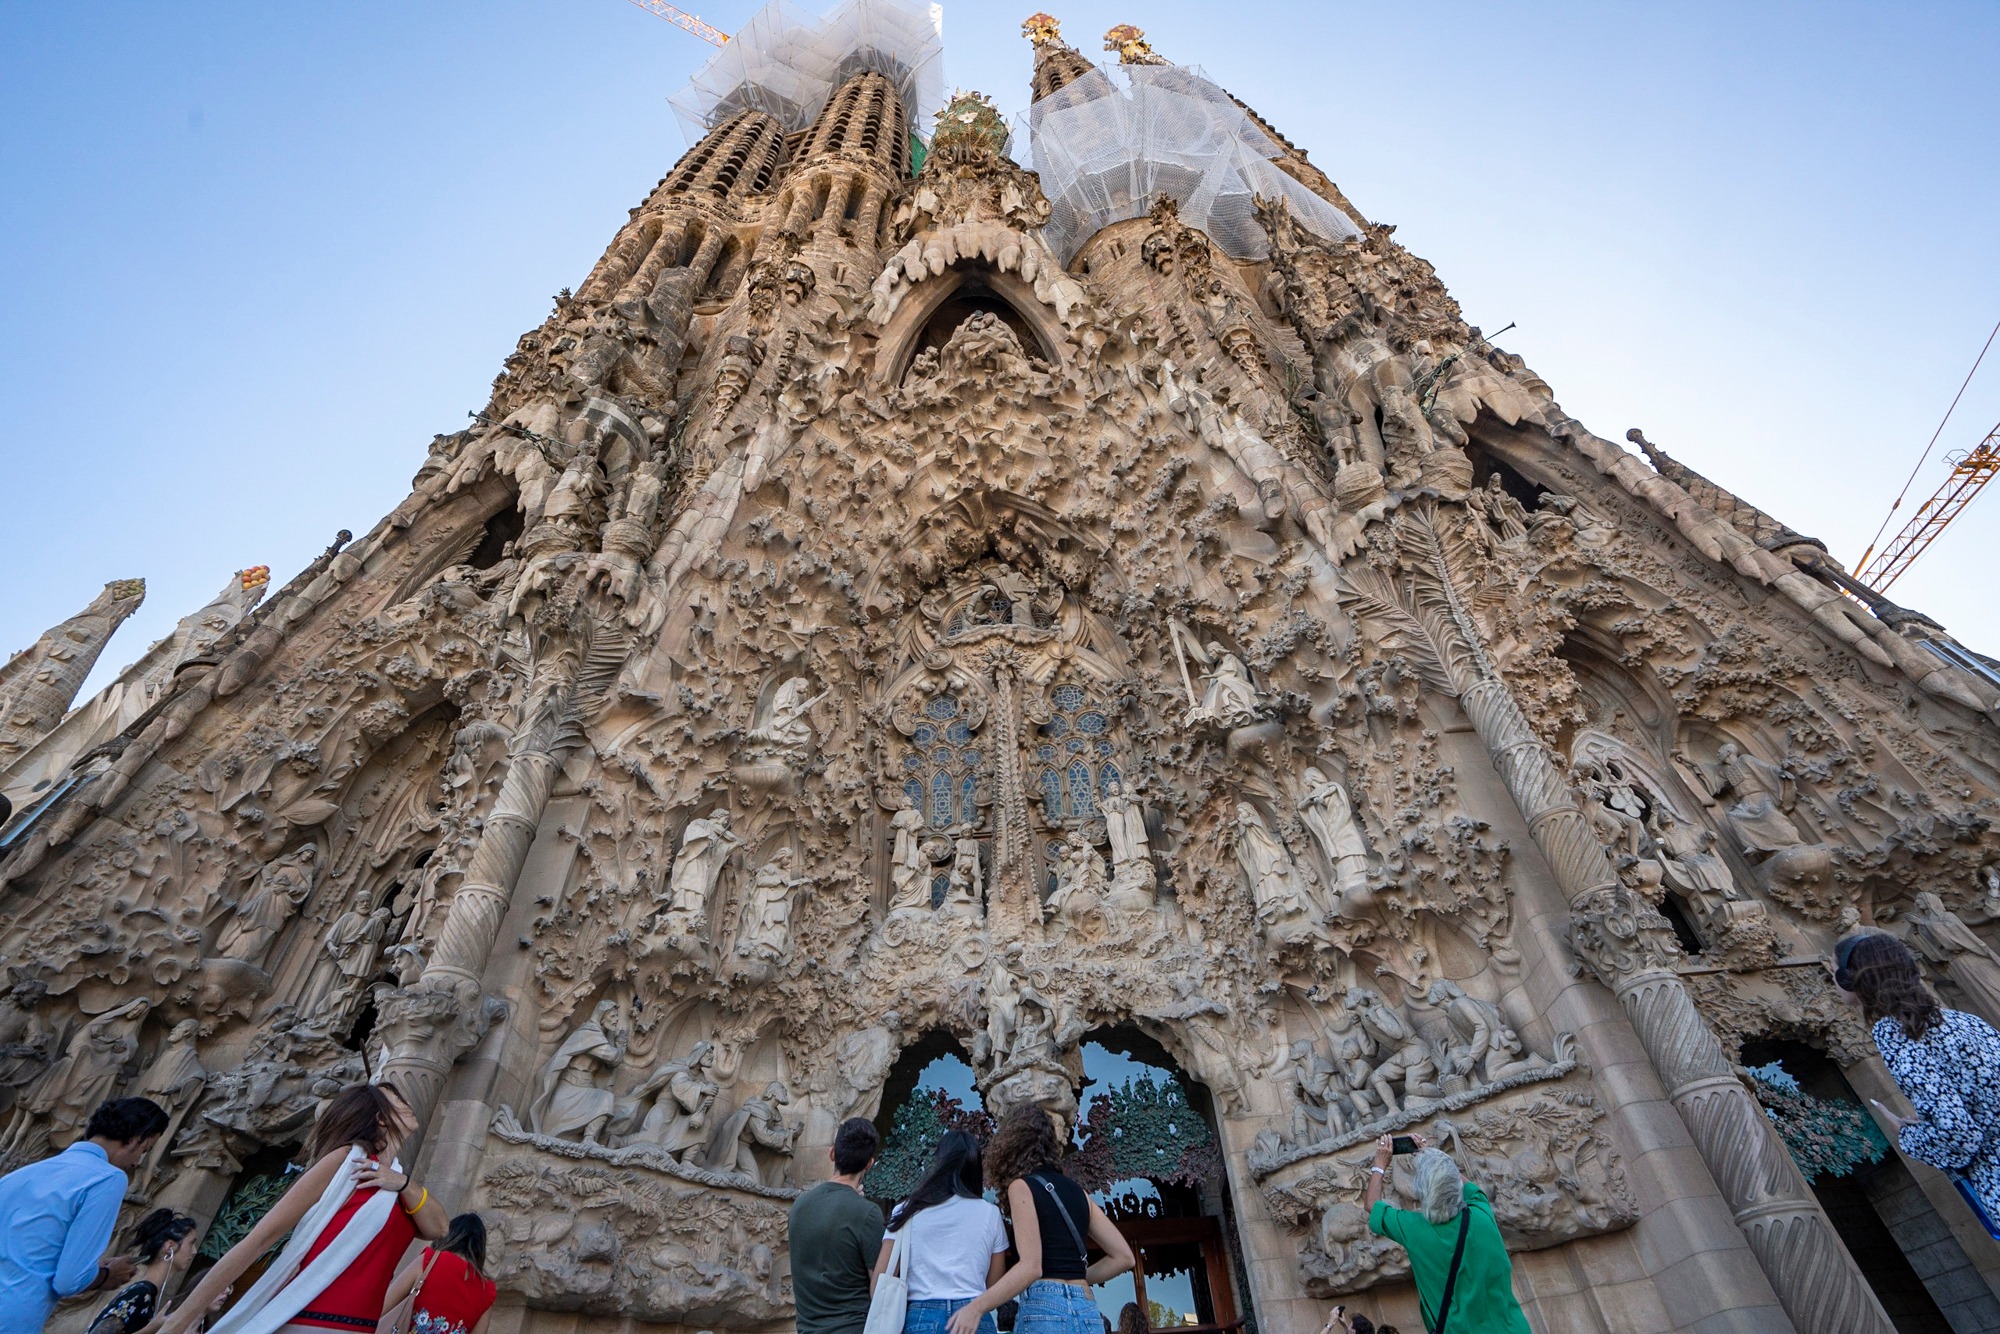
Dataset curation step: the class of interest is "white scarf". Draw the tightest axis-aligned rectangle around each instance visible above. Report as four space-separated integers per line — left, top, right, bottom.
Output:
206 1147 401 1334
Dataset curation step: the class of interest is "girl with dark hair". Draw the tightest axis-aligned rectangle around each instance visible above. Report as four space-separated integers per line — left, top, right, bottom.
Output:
86 1210 201 1334
1836 930 2000 1221
382 1213 497 1334
871 1130 1010 1334
945 1106 1132 1334
149 1082 449 1334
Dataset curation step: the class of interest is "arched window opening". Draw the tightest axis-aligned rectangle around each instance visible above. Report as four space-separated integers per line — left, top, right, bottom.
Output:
1032 681 1117 826
898 692 983 833
907 279 1052 374
1467 444 1546 513
467 501 523 570
865 1032 987 1204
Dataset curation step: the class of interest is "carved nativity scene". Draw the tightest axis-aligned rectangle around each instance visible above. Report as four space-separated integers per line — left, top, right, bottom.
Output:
5 6 2000 1333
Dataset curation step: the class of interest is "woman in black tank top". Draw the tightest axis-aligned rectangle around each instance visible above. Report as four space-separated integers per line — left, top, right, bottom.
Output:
942 1105 1134 1334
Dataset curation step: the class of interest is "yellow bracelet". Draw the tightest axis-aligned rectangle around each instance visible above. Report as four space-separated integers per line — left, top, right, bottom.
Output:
402 1186 428 1215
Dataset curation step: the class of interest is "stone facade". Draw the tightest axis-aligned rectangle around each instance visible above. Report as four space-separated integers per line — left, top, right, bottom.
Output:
5 15 2000 1334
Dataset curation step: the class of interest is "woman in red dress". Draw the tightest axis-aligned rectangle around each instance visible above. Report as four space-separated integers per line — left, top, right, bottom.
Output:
150 1083 448 1334
383 1214 497 1334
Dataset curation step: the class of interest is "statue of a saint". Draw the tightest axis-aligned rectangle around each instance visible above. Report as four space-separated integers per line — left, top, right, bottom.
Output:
131 1018 206 1189
1481 473 1528 541
1651 809 1741 910
749 677 825 754
710 1081 798 1186
1297 768 1370 908
630 1041 719 1163
1184 641 1262 729
1235 803 1319 940
298 892 391 1020
943 837 984 920
527 1000 627 1144
215 845 321 964
654 809 742 942
1420 980 1546 1085
7 998 151 1156
886 798 931 915
1906 892 2000 1024
1101 778 1150 878
1697 742 1806 856
1347 988 1439 1113
736 849 807 963
1045 831 1110 934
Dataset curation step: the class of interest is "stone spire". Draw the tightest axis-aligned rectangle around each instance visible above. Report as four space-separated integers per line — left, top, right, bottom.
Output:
0 579 145 767
1102 22 1367 225
1022 13 1094 100
1628 428 1826 559
768 68 911 252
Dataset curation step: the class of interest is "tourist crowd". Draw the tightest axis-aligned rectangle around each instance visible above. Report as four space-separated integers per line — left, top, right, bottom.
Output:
5 935 1996 1334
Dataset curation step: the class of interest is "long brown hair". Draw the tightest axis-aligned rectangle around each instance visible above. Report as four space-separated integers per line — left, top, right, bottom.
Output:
1836 932 1943 1039
983 1103 1064 1189
308 1082 408 1162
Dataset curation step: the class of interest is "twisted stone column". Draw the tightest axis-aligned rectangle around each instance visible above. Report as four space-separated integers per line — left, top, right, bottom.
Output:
378 703 564 1122
1456 661 1892 1334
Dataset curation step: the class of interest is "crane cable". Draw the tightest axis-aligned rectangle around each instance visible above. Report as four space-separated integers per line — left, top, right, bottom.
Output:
1855 317 2000 573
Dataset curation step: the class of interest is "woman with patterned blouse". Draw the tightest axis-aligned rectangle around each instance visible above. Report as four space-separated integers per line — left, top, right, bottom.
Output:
1837 931 2000 1215
86 1210 207 1334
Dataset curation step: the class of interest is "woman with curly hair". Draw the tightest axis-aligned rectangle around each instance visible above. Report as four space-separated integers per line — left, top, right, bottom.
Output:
1837 931 2000 1221
943 1105 1132 1334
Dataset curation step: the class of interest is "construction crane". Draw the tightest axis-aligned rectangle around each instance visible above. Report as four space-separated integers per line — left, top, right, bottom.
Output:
624 0 728 46
1854 421 2000 592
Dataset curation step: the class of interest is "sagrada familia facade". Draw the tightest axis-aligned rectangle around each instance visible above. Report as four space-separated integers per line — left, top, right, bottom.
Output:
6 7 2000 1332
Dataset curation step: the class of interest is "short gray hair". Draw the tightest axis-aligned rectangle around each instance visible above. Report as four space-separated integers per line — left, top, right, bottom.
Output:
1412 1148 1465 1224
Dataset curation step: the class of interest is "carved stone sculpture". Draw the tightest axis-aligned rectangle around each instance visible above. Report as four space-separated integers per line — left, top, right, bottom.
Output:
650 810 741 948
1236 803 1323 946
131 1017 206 1191
529 1000 627 1144
4 997 150 1157
943 835 984 919
1905 892 2000 1024
631 1040 720 1164
1296 767 1370 910
886 797 931 916
711 1081 798 1187
1345 987 1438 1113
1421 980 1549 1086
735 849 806 964
214 844 322 964
297 891 391 1026
1704 742 1807 856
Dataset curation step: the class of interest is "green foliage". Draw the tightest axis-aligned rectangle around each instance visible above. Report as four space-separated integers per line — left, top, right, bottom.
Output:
1747 1062 1890 1183
865 1087 994 1203
1071 1073 1220 1196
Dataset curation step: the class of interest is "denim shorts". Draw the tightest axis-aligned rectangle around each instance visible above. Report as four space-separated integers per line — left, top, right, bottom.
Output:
1013 1279 1098 1333
904 1296 999 1334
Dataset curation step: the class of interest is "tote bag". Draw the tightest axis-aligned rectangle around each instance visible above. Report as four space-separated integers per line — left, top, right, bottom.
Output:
862 1217 913 1334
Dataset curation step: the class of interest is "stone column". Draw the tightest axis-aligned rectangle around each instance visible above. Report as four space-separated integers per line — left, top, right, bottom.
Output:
1454 656 1893 1334
377 699 565 1124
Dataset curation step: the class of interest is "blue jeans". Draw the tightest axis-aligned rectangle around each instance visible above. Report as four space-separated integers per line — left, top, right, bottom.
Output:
1013 1280 1098 1333
905 1297 999 1334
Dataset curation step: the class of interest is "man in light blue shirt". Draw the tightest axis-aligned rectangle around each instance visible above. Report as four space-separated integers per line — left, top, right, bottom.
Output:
0 1096 168 1331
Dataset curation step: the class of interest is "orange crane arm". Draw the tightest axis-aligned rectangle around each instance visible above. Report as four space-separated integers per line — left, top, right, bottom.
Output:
623 0 729 46
1855 423 2000 592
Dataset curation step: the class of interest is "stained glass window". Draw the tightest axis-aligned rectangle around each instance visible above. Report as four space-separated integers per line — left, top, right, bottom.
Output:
1032 681 1119 824
900 693 982 831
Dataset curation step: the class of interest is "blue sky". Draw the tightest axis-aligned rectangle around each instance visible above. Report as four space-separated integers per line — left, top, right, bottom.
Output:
4 2 1997 694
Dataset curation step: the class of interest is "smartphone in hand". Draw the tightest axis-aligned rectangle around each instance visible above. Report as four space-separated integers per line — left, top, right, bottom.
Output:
1391 1135 1419 1155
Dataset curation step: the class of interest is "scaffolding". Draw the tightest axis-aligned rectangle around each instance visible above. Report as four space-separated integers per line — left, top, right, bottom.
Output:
1025 61 1360 265
668 0 944 140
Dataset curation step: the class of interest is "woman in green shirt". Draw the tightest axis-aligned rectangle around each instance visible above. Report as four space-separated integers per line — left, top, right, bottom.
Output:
1364 1133 1532 1334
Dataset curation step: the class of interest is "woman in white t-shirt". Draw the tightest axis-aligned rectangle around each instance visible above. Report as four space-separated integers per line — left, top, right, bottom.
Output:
873 1129 1011 1334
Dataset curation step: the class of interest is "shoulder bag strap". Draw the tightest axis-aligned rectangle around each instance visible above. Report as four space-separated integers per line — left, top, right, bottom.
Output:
1034 1174 1089 1261
891 1211 915 1279
1424 1209 1472 1334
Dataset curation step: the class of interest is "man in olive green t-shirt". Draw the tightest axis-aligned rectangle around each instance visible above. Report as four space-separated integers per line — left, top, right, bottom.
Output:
790 1117 887 1334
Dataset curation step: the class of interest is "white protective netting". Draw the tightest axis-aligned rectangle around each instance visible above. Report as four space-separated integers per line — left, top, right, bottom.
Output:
1024 62 1360 265
669 0 945 141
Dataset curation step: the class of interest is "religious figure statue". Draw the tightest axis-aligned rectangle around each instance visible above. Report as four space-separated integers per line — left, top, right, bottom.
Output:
829 1021 899 1121
1906 892 2000 1024
1477 473 1528 541
652 809 742 944
5 997 151 1156
980 950 1054 1069
1324 1001 1382 1125
1651 809 1742 911
748 677 826 755
528 1000 627 1144
1346 988 1439 1113
1297 768 1371 909
981 567 1047 628
1181 638 1262 729
1690 742 1806 856
0 979 56 1118
886 797 931 915
1101 778 1151 885
214 844 321 964
1045 831 1111 935
1235 803 1322 943
710 1081 799 1187
630 1040 720 1164
131 1018 206 1190
943 836 984 920
1576 762 1646 858
297 892 391 1021
736 849 807 964
1420 980 1547 1085
1283 1038 1350 1141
